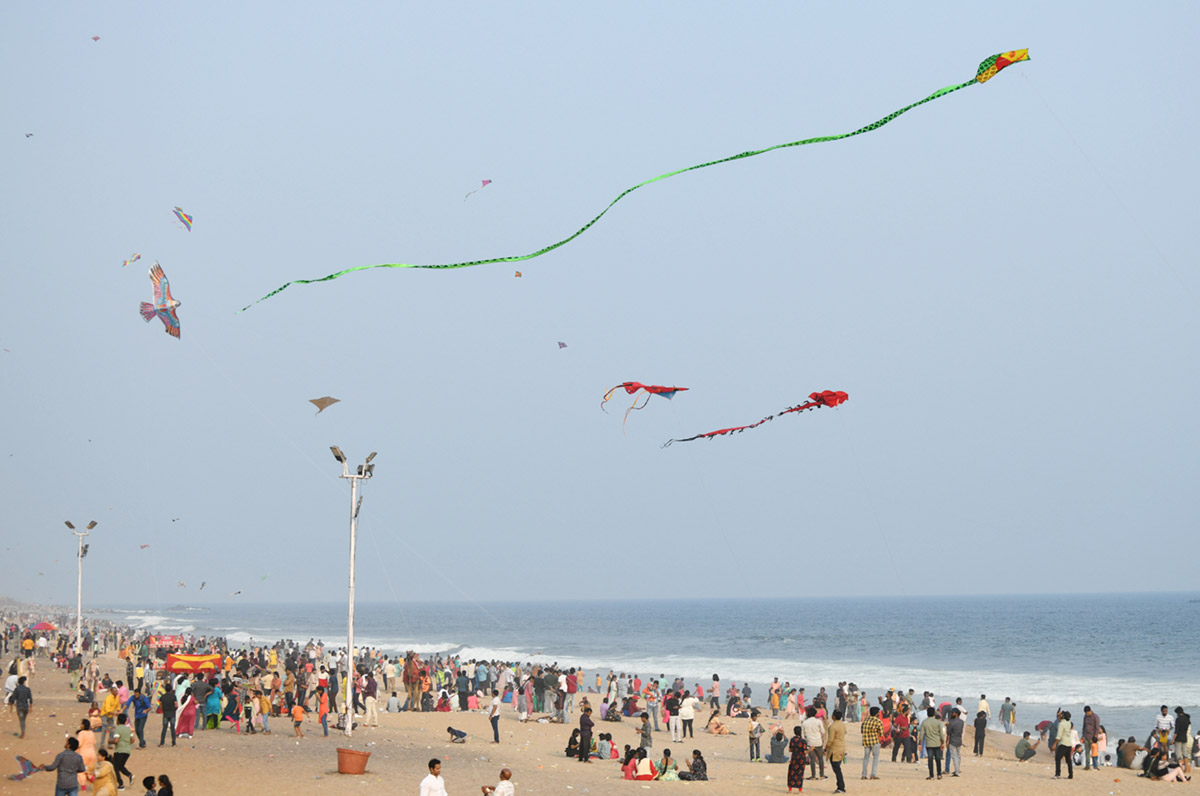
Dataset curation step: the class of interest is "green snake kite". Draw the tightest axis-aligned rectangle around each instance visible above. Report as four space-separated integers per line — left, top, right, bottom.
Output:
241 49 1028 312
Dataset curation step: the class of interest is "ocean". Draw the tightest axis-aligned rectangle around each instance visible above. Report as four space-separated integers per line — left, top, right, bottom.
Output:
99 592 1199 745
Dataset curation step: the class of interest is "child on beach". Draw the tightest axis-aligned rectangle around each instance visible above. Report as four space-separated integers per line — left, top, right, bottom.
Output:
292 702 306 737
447 726 467 743
142 775 157 795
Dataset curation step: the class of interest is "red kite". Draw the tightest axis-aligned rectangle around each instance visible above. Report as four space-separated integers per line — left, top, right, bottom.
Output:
664 390 848 447
601 382 688 432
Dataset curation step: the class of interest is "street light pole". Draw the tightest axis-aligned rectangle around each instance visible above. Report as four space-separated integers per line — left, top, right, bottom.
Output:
64 520 97 652
330 447 376 738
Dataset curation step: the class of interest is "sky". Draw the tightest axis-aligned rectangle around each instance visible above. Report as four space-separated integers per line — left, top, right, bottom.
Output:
1 2 1197 605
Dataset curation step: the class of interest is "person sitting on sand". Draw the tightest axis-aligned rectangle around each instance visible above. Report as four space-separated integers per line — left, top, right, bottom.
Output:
448 726 467 743
597 733 612 760
480 767 514 796
622 748 638 780
1015 731 1040 761
706 709 730 735
678 749 708 781
766 730 789 763
565 728 581 757
655 748 680 781
1119 736 1149 769
634 747 658 780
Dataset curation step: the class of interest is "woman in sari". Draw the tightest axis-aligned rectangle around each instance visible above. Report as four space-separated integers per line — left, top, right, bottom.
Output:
176 687 197 738
706 709 730 735
76 718 97 790
92 748 118 796
788 725 809 793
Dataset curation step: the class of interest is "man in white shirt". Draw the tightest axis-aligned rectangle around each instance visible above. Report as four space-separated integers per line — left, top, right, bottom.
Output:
481 768 514 796
801 707 827 780
488 689 501 743
420 758 448 796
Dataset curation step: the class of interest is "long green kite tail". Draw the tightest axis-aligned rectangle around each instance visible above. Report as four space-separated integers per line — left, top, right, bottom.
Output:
240 49 1029 312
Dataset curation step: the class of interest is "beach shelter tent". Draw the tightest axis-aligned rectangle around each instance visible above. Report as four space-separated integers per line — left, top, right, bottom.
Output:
30 622 56 631
164 653 222 674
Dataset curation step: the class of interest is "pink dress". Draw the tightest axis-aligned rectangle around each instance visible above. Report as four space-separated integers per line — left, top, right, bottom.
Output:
177 696 197 735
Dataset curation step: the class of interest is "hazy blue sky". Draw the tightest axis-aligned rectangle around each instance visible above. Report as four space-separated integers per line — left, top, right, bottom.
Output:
2 2 1196 605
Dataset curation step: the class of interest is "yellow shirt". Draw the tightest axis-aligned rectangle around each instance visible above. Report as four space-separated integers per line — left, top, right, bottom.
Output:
101 692 120 717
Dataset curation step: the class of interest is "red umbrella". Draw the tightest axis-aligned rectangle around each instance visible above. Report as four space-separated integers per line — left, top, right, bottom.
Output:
30 622 57 631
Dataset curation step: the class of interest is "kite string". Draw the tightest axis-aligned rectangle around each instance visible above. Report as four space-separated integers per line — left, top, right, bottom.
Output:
238 78 981 311
1018 72 1195 302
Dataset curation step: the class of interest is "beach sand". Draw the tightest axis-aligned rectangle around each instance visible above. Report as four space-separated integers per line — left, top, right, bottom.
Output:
2 652 1165 794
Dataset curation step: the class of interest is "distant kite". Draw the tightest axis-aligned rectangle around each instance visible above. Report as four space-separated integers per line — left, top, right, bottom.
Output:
24 133 33 138
173 206 193 231
122 253 141 268
514 271 522 278
465 179 492 200
261 574 268 581
177 581 186 588
240 50 1030 311
139 263 181 338
91 36 100 42
558 341 567 349
602 382 688 431
199 582 206 591
138 544 149 549
231 590 242 596
171 517 180 522
309 396 340 414
663 389 848 447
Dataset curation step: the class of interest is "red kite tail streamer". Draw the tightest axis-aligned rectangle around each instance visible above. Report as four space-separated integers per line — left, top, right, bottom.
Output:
662 390 847 447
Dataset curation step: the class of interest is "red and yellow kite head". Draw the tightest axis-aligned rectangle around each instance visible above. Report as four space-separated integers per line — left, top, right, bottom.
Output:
976 49 1029 83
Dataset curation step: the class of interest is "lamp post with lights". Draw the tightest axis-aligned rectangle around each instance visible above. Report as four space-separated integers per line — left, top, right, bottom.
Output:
330 447 375 737
64 520 97 651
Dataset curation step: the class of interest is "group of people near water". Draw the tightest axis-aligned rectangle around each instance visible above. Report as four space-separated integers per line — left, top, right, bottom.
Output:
7 610 1200 792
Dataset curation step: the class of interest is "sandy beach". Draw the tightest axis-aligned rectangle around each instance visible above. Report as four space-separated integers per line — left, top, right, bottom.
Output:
2 649 1170 795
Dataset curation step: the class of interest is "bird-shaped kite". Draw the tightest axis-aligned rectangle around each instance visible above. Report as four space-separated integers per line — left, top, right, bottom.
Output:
558 341 567 349
177 581 186 588
24 133 33 138
309 396 340 414
139 263 181 339
602 382 688 431
663 389 848 447
122 253 141 268
138 544 149 549
173 206 192 231
91 36 100 42
465 179 492 200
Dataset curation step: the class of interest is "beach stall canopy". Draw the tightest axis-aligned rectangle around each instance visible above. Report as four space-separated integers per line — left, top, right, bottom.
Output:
164 653 221 673
30 622 56 631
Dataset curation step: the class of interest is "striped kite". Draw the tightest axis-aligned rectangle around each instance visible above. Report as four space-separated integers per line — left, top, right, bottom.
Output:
173 206 193 231
122 253 141 268
240 50 1029 311
602 382 688 432
663 390 848 447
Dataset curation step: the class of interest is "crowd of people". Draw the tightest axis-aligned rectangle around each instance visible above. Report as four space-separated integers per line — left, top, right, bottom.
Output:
6 612 1199 792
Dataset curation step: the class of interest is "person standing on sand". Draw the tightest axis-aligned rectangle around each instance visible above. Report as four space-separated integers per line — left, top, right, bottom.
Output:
1173 707 1191 775
1054 710 1074 779
421 758 448 796
1000 697 1014 734
787 725 809 793
578 707 594 763
945 709 964 776
860 705 883 780
489 689 501 743
158 684 176 747
802 706 827 780
827 709 848 794
42 736 87 796
637 712 652 749
973 710 988 756
12 675 32 739
1081 706 1100 769
920 707 946 780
